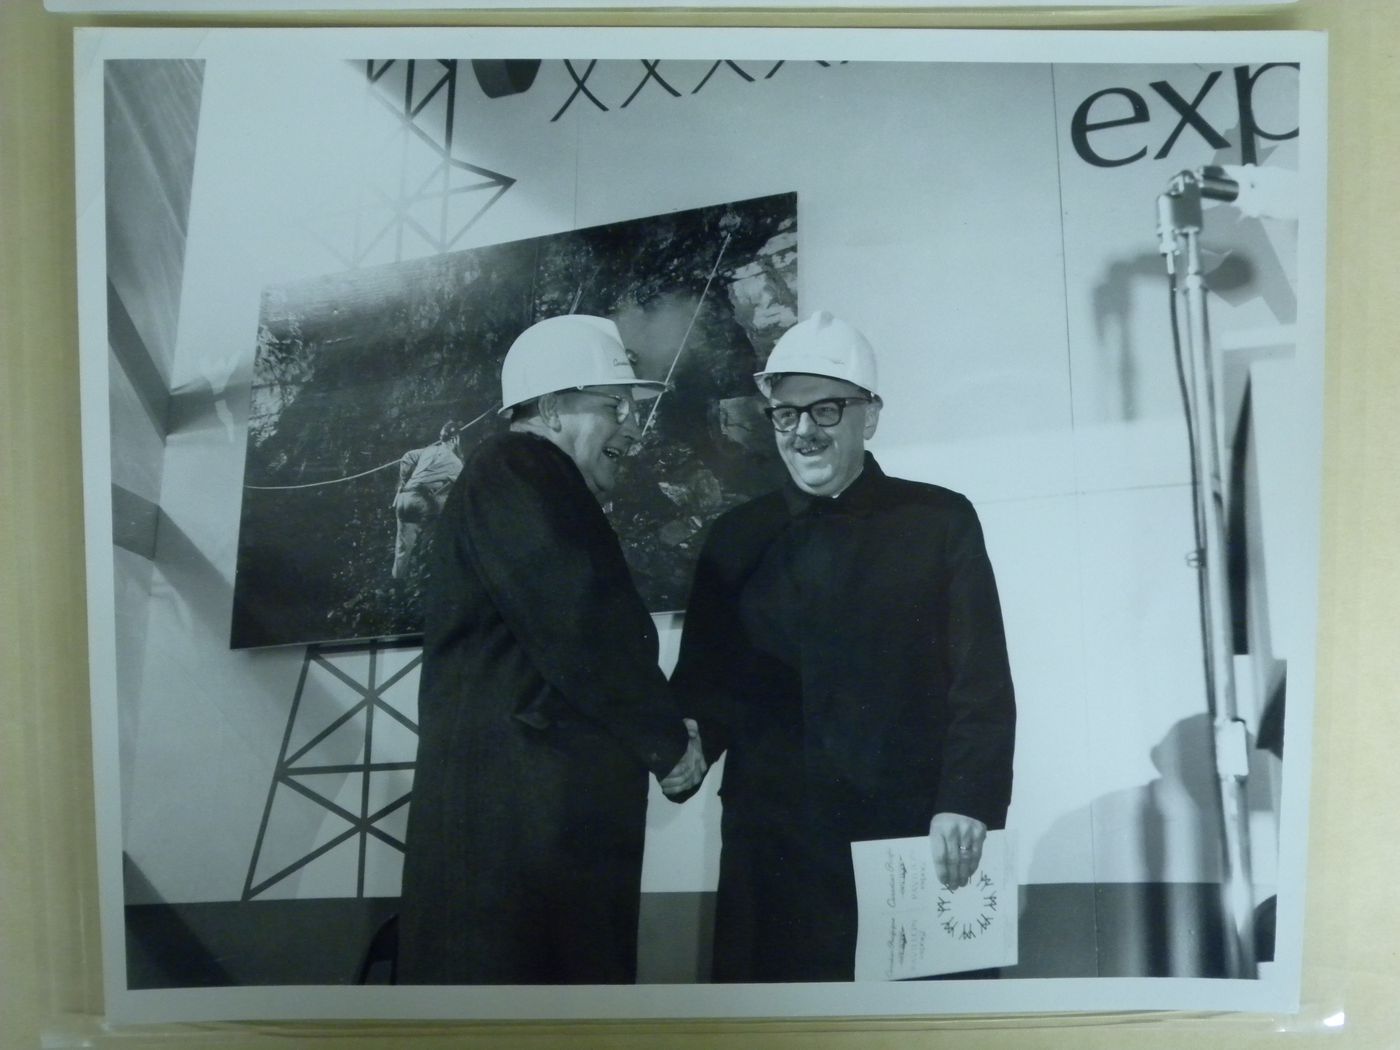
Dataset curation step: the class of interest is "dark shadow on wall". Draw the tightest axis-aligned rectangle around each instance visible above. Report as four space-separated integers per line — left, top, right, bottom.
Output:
145 504 232 643
1091 246 1264 426
1202 206 1295 324
167 369 252 439
1092 251 1167 423
1027 713 1226 883
105 59 206 396
1138 713 1226 887
1021 713 1231 978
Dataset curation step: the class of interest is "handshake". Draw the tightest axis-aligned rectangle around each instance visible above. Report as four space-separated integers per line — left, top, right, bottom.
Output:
659 718 708 797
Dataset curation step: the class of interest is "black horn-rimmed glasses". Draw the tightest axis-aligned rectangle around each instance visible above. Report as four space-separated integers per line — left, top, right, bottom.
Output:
763 397 872 433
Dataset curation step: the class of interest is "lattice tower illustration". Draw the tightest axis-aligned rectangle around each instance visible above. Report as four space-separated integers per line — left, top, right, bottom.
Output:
243 642 421 900
304 59 516 272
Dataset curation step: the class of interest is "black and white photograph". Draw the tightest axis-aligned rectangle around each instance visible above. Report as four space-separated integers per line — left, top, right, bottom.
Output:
76 26 1327 1023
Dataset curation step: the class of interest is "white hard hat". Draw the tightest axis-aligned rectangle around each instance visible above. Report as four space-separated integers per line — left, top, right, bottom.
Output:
498 315 667 415
754 310 879 398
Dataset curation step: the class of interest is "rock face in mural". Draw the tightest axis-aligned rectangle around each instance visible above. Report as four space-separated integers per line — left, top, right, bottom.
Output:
231 192 797 649
727 225 799 363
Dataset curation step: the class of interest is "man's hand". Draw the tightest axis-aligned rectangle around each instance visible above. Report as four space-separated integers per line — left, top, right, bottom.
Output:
659 719 707 797
929 812 987 890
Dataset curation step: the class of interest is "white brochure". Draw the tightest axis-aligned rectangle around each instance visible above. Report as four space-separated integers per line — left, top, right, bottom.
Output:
852 831 1017 981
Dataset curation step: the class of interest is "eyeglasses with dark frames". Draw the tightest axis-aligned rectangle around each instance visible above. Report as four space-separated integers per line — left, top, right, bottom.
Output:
763 397 872 433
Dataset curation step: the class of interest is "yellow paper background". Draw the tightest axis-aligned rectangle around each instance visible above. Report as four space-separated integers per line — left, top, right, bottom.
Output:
1 0 1391 1045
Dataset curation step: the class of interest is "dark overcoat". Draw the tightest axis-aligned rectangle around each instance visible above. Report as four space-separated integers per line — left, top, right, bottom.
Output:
671 454 1017 981
398 431 688 984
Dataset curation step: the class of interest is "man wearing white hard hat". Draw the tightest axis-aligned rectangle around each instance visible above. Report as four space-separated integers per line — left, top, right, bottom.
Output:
672 311 1017 982
399 314 707 984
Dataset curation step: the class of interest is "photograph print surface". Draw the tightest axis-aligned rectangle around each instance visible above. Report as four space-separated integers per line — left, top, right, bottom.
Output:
76 27 1327 1024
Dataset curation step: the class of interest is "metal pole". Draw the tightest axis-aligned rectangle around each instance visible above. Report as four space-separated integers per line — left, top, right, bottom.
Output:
1163 180 1258 979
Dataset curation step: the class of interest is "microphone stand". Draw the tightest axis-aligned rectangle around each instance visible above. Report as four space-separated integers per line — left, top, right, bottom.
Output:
1157 169 1258 981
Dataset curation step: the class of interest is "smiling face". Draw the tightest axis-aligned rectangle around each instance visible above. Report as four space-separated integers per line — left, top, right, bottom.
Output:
553 385 642 499
768 373 880 498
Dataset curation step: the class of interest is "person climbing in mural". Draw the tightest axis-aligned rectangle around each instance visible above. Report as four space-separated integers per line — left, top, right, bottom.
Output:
391 421 464 580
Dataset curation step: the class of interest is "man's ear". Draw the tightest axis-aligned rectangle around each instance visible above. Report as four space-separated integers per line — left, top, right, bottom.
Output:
862 396 882 440
536 392 564 430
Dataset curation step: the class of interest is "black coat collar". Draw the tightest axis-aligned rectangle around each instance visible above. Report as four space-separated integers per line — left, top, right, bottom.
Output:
780 452 886 518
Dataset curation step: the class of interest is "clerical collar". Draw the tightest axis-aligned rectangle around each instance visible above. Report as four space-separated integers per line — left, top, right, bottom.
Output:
781 453 884 517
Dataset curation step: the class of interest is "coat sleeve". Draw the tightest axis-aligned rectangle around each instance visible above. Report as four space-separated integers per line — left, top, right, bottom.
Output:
670 524 742 766
934 500 1017 829
454 437 689 779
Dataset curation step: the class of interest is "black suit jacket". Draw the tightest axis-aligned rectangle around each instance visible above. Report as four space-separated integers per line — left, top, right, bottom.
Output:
672 453 1016 841
398 431 688 983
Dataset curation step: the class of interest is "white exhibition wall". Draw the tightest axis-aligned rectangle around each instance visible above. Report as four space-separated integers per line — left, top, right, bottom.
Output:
111 55 1305 905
